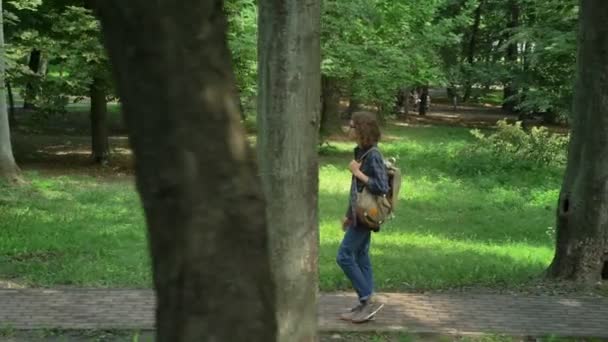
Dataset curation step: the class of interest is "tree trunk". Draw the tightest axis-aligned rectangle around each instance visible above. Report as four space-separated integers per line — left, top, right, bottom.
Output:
447 87 458 111
520 40 530 114
548 0 608 282
257 0 321 340
419 86 429 116
347 79 361 116
463 0 484 103
502 0 520 113
402 88 410 116
93 1 277 341
238 90 246 120
320 75 342 139
23 49 41 110
395 87 409 118
347 98 360 116
90 76 109 164
7 81 15 126
0 0 20 182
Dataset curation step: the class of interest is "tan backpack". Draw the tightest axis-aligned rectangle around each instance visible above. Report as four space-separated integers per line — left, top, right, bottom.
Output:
355 148 402 230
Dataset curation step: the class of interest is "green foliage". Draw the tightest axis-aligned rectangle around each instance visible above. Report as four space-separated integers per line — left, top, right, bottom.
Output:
463 119 568 173
225 0 257 115
433 0 578 120
512 0 578 120
322 0 448 115
3 0 582 124
6 1 112 115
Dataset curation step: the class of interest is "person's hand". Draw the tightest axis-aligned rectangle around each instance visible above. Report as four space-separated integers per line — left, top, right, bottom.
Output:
348 160 361 175
341 217 351 231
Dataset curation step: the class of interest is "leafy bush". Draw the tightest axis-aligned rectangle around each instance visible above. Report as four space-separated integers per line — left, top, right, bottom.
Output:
467 120 569 166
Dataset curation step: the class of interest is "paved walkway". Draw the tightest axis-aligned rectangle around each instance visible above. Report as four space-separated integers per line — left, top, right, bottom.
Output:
0 289 607 338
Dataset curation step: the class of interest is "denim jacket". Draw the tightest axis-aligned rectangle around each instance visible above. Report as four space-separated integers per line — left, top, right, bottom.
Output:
346 145 390 229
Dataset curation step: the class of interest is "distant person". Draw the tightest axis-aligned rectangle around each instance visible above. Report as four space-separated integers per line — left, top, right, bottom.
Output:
337 111 389 323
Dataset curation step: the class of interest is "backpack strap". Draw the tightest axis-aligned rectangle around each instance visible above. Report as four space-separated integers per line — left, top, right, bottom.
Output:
357 146 380 163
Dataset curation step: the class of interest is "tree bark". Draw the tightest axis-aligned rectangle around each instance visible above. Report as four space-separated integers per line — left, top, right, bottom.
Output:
347 97 360 116
447 87 459 111
347 78 361 116
7 81 15 126
320 75 342 139
395 87 409 118
548 0 608 282
463 0 484 103
93 1 277 341
23 49 41 110
90 76 109 164
0 0 20 182
257 0 321 340
502 0 520 113
419 86 429 116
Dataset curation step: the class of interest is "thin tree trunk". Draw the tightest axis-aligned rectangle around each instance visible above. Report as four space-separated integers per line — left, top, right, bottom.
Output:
463 0 484 103
23 49 41 110
0 0 20 182
320 75 342 139
7 81 15 126
347 78 361 116
403 88 410 116
519 41 530 120
347 98 360 115
447 87 459 111
395 87 409 118
257 0 321 340
548 0 608 282
419 86 429 116
90 76 109 164
238 90 246 120
93 1 277 341
502 0 520 113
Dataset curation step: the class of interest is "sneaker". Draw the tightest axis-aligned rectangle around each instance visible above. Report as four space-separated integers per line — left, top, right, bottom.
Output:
339 302 364 321
351 298 385 323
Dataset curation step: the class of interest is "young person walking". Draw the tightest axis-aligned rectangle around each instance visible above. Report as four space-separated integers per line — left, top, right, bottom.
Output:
337 111 389 323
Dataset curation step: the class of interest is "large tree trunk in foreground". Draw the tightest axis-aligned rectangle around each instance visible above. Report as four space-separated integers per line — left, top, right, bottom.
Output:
90 76 109 164
258 0 321 340
548 0 608 282
93 1 277 341
0 0 20 182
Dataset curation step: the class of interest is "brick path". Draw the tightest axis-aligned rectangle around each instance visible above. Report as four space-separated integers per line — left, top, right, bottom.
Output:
0 289 607 338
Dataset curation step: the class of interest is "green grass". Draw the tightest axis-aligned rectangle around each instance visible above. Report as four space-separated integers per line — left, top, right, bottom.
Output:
0 124 563 290
0 175 149 287
476 90 504 107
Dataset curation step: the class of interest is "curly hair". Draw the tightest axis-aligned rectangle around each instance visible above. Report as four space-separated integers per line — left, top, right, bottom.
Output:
352 111 381 148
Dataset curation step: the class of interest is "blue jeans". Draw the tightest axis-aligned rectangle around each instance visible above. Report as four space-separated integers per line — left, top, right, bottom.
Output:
336 226 373 302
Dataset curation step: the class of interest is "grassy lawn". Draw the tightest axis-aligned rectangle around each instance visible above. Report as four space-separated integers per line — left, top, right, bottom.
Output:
0 124 563 290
